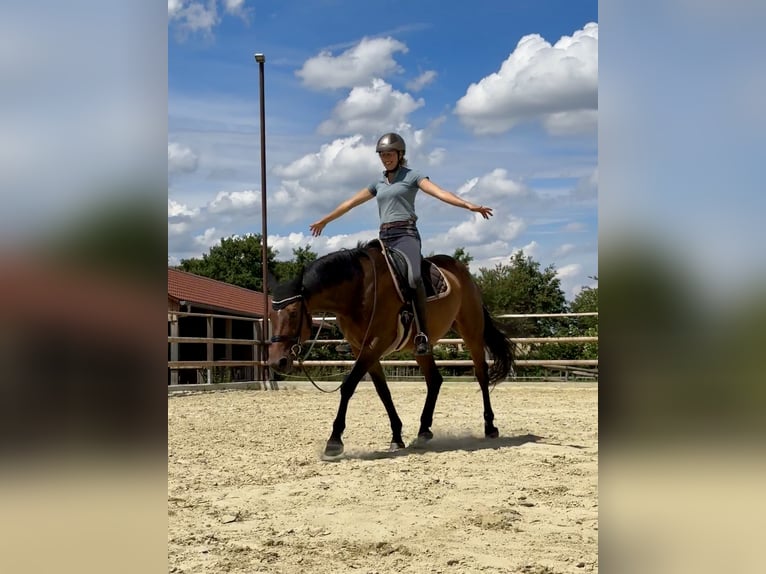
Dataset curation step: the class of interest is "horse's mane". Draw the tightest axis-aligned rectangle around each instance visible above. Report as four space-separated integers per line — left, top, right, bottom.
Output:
301 244 371 296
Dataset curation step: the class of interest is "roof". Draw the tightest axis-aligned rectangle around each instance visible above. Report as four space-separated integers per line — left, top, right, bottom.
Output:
168 267 270 318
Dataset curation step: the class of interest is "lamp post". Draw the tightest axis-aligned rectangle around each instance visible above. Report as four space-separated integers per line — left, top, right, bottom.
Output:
254 52 272 389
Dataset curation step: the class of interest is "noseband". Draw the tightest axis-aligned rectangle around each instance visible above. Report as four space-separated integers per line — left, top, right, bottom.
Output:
271 295 307 357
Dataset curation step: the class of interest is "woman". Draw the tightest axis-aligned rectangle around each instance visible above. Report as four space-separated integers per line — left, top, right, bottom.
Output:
309 132 493 355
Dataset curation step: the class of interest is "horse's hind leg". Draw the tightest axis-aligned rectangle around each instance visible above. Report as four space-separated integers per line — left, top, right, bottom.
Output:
456 317 499 438
413 354 443 446
368 360 405 450
469 344 499 438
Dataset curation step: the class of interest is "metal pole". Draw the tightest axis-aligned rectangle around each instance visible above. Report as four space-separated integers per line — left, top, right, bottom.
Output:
254 52 273 390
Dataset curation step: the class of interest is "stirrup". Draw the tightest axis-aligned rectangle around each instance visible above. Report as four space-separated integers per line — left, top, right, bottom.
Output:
414 332 431 356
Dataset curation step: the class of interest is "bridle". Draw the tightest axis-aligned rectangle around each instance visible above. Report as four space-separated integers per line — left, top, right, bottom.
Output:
269 251 379 394
270 294 341 393
270 294 307 358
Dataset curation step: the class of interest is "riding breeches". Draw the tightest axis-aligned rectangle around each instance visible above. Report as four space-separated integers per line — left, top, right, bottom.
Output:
379 223 423 288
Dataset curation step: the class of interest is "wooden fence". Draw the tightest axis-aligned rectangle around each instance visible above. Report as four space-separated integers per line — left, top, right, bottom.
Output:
168 311 597 389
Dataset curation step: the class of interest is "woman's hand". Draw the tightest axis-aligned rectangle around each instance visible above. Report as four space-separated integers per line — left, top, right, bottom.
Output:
468 204 493 219
309 220 327 236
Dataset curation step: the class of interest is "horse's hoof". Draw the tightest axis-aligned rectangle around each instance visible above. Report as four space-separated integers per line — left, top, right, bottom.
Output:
411 431 433 449
486 427 500 439
389 441 406 452
322 440 344 461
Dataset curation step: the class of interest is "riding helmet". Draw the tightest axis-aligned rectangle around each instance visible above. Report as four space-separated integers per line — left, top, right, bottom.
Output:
376 133 406 153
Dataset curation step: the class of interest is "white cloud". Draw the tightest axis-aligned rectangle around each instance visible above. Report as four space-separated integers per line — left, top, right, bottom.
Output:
407 70 438 92
425 147 446 166
296 37 408 90
168 0 184 19
427 214 526 252
556 262 591 299
553 243 576 258
516 241 541 262
168 142 199 174
223 0 245 14
169 1 250 36
194 227 219 249
168 198 199 218
271 135 380 220
454 22 598 135
170 1 219 35
208 189 260 214
543 109 598 135
168 221 190 236
318 79 425 136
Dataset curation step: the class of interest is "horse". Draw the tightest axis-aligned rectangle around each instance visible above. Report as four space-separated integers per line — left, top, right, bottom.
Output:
268 242 515 460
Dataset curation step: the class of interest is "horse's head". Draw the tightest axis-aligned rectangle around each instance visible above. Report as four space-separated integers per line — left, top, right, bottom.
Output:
268 276 312 373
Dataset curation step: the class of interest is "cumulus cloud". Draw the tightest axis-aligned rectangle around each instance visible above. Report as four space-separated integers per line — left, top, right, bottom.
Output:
168 198 200 219
208 189 260 214
168 142 199 174
407 70 438 92
425 147 446 166
454 22 598 135
296 37 408 90
194 227 219 249
271 136 381 220
556 262 587 298
318 79 425 136
429 214 526 250
456 168 531 204
168 0 184 18
169 0 250 37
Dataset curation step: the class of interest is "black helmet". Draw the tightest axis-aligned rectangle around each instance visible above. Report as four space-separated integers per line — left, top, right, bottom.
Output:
376 132 406 153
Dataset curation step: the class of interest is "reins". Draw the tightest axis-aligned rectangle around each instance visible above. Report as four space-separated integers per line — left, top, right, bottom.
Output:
291 250 379 393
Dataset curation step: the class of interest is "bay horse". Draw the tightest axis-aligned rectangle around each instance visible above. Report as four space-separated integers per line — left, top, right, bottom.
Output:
268 242 515 460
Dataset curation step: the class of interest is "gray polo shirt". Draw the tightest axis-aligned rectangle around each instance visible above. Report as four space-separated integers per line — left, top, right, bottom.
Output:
367 167 429 225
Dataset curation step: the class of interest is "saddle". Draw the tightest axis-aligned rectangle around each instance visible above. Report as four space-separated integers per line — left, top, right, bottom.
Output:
366 239 450 303
366 239 451 356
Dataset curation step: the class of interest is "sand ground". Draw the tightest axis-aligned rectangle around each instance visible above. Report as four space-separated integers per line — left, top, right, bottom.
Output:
168 382 598 573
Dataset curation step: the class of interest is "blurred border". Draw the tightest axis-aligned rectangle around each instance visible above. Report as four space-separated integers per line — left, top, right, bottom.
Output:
600 1 766 573
1 2 167 573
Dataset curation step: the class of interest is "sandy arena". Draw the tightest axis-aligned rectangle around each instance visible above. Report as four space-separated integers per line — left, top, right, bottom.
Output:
168 382 598 573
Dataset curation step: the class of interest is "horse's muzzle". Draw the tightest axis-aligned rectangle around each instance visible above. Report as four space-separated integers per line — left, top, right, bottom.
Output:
267 346 293 373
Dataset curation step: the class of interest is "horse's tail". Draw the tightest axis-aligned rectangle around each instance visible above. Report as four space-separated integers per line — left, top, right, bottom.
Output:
482 305 515 383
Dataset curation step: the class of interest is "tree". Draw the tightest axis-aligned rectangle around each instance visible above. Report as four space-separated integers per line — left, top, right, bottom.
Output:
178 234 279 292
274 245 318 283
570 283 599 361
475 252 568 333
452 247 474 267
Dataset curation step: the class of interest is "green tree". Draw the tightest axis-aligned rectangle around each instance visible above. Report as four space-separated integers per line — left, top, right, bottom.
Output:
475 251 567 334
474 252 568 376
570 280 598 339
452 247 474 267
178 234 278 292
274 245 318 282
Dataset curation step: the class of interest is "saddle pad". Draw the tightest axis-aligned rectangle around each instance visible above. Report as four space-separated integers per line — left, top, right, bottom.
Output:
366 239 451 303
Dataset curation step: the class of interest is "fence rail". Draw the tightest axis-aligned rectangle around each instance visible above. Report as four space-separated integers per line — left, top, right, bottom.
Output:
168 310 598 386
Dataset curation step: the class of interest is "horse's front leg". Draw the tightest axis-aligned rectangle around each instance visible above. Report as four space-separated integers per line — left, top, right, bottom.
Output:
412 354 443 447
324 354 376 460
367 360 405 451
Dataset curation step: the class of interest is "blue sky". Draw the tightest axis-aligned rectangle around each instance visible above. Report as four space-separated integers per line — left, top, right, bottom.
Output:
168 0 598 300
